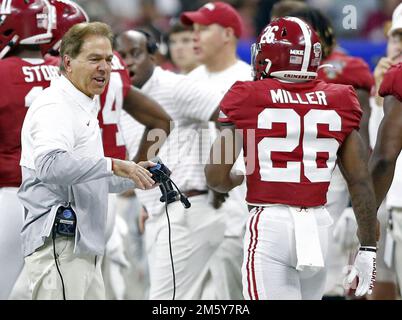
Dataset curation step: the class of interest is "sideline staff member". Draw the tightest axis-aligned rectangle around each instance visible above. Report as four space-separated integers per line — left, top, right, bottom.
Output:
18 22 155 300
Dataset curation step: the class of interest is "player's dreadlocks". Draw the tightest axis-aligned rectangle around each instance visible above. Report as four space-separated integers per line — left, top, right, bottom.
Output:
288 7 336 60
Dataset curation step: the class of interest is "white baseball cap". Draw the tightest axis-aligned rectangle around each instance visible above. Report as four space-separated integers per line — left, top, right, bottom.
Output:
388 3 402 36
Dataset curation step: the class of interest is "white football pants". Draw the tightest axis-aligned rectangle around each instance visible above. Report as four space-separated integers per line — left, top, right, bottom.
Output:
242 205 332 300
145 194 226 299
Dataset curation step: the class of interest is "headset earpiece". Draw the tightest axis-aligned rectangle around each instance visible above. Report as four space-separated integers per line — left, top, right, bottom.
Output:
137 29 159 54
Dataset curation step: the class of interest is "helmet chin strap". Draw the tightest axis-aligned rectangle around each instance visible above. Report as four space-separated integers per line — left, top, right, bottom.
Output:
317 63 334 70
0 34 19 59
0 46 10 59
270 70 317 82
260 59 272 80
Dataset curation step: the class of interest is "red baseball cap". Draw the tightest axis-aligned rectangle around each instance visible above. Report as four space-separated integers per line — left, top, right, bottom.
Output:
180 2 243 38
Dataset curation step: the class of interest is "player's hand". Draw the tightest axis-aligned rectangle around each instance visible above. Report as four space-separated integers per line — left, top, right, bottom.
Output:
211 190 228 209
112 159 156 190
333 207 359 250
346 247 377 296
138 206 148 234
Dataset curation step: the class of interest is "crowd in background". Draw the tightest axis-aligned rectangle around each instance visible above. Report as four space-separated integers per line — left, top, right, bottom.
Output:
76 0 399 40
74 0 401 72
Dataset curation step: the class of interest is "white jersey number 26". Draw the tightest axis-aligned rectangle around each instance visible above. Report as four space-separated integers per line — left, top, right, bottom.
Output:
258 108 341 183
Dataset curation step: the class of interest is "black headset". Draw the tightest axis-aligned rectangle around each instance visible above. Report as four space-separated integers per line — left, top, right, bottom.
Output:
136 29 159 54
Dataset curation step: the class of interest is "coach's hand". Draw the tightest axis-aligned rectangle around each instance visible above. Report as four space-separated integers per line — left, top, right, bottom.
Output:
112 159 156 190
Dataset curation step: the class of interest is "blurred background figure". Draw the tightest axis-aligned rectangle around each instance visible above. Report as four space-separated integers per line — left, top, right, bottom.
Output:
115 28 225 300
362 0 401 41
167 20 200 74
180 1 252 300
74 0 391 74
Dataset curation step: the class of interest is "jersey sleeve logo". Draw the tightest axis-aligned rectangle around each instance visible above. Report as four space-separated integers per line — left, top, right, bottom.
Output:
323 59 346 80
111 55 126 71
219 110 228 119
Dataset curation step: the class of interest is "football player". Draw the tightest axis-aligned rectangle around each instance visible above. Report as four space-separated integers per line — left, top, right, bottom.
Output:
205 17 378 300
0 0 56 299
370 60 402 296
364 5 402 300
285 6 376 298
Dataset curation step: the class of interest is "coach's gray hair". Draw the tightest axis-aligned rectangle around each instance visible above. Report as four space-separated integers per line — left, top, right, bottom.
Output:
59 21 113 73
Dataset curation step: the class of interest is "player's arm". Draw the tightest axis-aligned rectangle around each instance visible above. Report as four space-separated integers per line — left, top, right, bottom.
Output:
338 130 379 296
205 124 244 193
356 88 371 151
123 86 172 161
337 129 377 247
369 95 402 207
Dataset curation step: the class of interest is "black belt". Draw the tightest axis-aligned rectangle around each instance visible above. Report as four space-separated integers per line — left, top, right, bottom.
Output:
248 205 260 212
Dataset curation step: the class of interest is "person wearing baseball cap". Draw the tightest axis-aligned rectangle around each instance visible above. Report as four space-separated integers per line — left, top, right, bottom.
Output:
180 2 252 300
388 2 402 36
180 2 245 73
181 1 242 38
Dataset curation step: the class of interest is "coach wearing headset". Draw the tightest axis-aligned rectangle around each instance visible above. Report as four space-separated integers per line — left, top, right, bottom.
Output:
18 22 156 300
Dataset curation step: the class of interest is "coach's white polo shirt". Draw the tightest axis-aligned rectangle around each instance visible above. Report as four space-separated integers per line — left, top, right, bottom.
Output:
19 75 133 256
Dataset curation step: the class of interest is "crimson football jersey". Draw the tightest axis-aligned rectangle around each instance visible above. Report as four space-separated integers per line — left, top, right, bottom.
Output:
0 57 58 187
318 50 374 92
379 62 402 101
46 51 131 160
218 78 362 207
98 51 131 159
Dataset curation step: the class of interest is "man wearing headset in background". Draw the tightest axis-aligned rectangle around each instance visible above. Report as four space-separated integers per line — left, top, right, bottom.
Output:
115 28 228 299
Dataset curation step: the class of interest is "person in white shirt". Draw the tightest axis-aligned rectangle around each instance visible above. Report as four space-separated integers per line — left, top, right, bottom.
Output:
18 22 155 300
116 28 229 299
180 1 252 299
